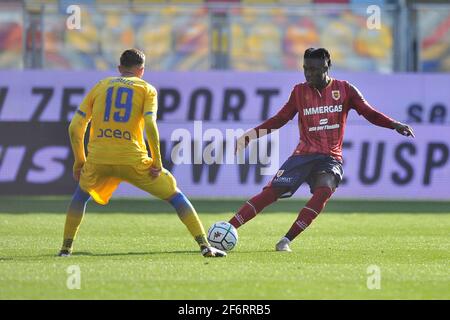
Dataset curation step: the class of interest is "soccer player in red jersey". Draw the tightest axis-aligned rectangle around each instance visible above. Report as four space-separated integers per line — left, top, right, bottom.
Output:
230 48 415 252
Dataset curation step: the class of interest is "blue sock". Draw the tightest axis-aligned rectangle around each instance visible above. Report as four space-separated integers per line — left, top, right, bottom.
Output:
168 191 208 247
62 186 91 251
68 185 91 214
168 192 190 214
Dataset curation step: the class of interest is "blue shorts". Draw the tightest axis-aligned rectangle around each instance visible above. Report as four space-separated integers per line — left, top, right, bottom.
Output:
266 154 344 198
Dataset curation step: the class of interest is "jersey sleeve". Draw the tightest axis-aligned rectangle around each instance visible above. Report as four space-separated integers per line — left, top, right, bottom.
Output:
76 81 100 120
254 85 299 136
347 82 395 129
143 85 158 119
143 85 162 168
68 82 99 167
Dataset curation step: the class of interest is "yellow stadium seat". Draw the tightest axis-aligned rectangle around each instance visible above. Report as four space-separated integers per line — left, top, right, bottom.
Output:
132 0 167 4
421 42 449 60
355 27 392 59
279 0 312 4
241 0 277 4
131 0 167 13
170 0 203 3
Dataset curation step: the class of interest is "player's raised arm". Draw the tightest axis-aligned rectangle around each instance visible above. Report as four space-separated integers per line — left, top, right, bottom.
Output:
235 86 299 154
68 86 95 181
143 86 163 178
347 82 415 137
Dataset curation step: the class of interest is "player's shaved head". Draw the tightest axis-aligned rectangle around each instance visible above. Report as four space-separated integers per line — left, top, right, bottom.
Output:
120 49 145 68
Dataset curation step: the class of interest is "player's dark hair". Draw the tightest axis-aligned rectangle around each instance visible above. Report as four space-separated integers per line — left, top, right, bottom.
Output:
304 48 332 68
120 49 145 68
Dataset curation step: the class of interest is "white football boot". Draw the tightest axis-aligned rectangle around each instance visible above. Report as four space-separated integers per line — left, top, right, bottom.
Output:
275 237 292 252
201 246 227 257
57 249 71 257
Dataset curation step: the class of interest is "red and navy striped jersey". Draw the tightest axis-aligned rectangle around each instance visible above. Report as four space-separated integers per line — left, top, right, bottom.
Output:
254 79 395 162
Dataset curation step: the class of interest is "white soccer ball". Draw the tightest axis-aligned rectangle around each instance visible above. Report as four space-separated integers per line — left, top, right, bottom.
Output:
207 221 238 251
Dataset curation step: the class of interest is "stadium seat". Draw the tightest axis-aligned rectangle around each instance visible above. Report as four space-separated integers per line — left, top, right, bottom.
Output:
418 8 450 72
19 0 397 71
313 0 349 3
282 18 319 69
59 0 95 9
132 0 166 4
131 0 168 13
279 0 312 3
24 0 58 12
170 0 203 3
230 7 284 70
241 0 278 4
350 0 385 4
205 0 240 3
96 0 130 5
0 20 23 69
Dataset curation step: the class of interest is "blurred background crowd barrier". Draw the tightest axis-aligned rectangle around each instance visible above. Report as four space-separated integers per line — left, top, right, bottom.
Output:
1 0 449 73
1 70 449 198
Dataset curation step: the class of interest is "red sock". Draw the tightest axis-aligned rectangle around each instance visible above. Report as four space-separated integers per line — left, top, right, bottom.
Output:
229 187 280 228
285 186 333 241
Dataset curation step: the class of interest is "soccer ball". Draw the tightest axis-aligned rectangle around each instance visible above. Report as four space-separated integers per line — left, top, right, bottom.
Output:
207 221 238 251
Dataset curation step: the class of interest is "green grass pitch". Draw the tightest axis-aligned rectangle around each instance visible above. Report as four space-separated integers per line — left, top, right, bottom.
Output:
1 197 449 300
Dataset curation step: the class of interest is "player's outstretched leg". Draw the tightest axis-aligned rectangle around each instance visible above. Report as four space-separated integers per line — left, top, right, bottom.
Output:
229 187 282 229
58 186 91 256
276 186 333 252
167 190 226 258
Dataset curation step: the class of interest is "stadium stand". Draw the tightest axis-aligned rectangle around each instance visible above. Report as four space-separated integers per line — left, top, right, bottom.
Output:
0 1 23 69
417 6 450 71
0 0 449 71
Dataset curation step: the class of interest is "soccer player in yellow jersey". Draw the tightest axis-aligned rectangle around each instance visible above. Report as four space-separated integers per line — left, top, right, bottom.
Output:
58 49 226 258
